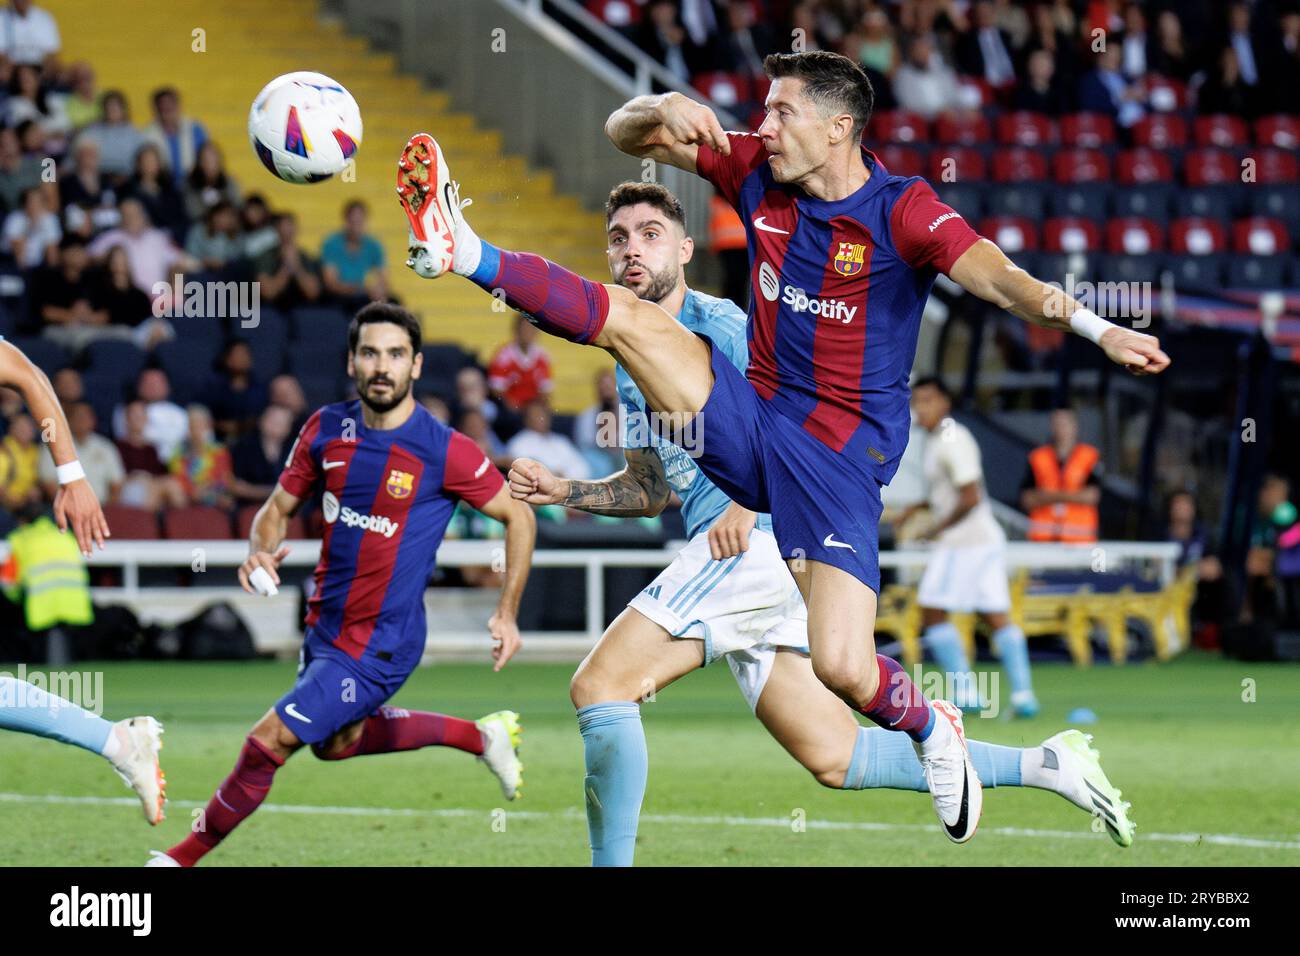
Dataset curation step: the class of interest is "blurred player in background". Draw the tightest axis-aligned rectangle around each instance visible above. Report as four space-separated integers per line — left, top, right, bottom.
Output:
510 183 1132 863
148 304 536 867
898 377 1038 717
0 336 164 825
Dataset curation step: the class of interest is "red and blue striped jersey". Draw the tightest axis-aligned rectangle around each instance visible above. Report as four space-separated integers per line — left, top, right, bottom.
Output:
697 133 982 482
278 401 503 665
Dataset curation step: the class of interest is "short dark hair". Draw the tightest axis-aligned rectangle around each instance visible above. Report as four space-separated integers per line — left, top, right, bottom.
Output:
152 86 179 108
763 51 875 140
343 198 368 218
605 181 686 231
911 375 952 400
348 302 423 355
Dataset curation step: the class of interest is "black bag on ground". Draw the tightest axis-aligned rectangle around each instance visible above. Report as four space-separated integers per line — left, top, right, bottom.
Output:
174 602 257 660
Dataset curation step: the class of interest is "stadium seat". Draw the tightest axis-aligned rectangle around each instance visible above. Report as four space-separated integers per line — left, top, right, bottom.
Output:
1052 148 1110 183
1232 217 1291 257
248 307 290 346
984 182 1048 219
934 112 990 145
1255 114 1300 149
1255 149 1299 184
868 110 929 144
1043 217 1102 253
298 374 346 410
1250 186 1300 233
1111 183 1173 221
162 506 234 540
1059 112 1115 148
1173 187 1238 221
291 305 352 343
1226 257 1289 290
1099 253 1163 284
0 303 13 340
979 216 1038 253
1184 149 1239 187
996 111 1056 146
421 343 478 381
236 504 305 540
155 339 221 404
992 147 1048 183
692 71 750 109
1134 114 1187 149
102 505 159 540
6 336 69 375
1169 218 1228 255
927 146 986 183
933 182 986 220
1116 149 1174 185
85 339 146 385
1044 182 1111 219
288 340 349 380
1165 254 1227 292
874 144 925 177
80 373 131 433
1193 114 1248 148
1034 251 1096 284
1105 217 1165 255
1145 76 1189 112
167 313 228 343
250 337 288 380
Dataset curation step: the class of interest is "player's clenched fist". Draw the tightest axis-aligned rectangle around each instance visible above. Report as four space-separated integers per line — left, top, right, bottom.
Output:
237 546 291 595
508 457 568 505
656 92 730 155
1098 327 1171 377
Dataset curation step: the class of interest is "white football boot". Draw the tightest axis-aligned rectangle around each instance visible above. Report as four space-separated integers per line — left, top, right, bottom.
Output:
144 850 180 867
397 132 473 279
476 710 523 801
1040 729 1135 847
108 716 166 826
915 700 983 843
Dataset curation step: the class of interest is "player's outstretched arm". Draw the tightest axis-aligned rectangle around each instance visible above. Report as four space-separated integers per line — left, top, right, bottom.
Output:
509 448 671 518
238 484 300 594
947 238 1171 377
605 92 730 173
0 340 109 555
476 485 536 671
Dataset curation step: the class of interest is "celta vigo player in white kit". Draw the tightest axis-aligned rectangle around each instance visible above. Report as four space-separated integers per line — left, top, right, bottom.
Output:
900 377 1038 717
504 183 1132 863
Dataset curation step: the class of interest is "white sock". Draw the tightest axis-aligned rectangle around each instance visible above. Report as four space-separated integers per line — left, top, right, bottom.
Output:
1019 745 1054 790
451 216 483 277
100 722 123 761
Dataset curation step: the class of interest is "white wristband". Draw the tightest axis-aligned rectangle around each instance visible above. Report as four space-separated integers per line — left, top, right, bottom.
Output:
56 460 86 485
1069 308 1115 345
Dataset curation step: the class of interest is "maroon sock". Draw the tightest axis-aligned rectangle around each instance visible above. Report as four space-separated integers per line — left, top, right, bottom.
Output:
165 735 284 867
320 706 485 760
860 655 936 742
475 245 610 344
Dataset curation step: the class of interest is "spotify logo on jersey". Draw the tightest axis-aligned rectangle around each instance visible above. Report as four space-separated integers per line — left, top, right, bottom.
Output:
758 261 780 302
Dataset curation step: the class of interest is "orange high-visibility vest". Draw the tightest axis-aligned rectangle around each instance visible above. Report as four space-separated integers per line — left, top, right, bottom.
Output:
1027 443 1100 542
709 196 747 252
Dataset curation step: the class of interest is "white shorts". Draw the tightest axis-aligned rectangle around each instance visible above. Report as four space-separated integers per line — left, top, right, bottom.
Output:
628 528 808 711
916 542 1012 613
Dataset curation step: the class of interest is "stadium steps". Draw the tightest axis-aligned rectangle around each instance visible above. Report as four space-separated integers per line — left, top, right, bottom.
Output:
48 0 615 410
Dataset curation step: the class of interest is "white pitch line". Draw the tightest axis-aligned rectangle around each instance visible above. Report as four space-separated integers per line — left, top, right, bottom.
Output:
3 792 1298 851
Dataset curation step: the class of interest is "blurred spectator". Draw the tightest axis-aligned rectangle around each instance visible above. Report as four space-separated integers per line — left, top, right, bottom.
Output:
114 398 185 510
185 199 243 272
1120 3 1148 80
1244 474 1294 623
0 412 40 510
229 403 293 503
0 0 61 68
51 366 82 405
638 0 707 82
488 314 553 411
419 393 452 425
320 199 387 306
1025 1 1075 86
1077 45 1145 128
87 197 193 294
1166 490 1219 574
893 34 961 119
1226 3 1262 89
574 367 623 476
454 364 518 441
1198 47 1257 118
0 125 42 210
849 8 898 78
111 367 188 461
37 401 122 504
56 61 99 129
4 62 69 137
1147 9 1195 81
121 142 189 243
458 408 507 466
503 399 591 480
60 137 120 237
75 90 145 182
955 0 1017 91
1020 407 1101 543
268 374 308 435
183 141 240 223
720 0 774 77
199 339 267 441
99 244 157 332
239 194 277 260
168 404 233 509
709 194 748 309
30 234 110 347
789 1 834 53
254 211 321 311
1012 48 1072 115
142 86 209 184
3 185 61 269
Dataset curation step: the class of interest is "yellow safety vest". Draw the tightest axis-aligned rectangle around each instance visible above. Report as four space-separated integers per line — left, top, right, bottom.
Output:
1 517 93 631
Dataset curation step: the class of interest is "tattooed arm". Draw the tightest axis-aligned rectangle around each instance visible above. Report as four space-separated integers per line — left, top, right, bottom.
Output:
507 447 672 517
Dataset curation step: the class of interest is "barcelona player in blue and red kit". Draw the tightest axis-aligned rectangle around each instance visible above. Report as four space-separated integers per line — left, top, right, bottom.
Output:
397 52 1168 842
151 304 536 867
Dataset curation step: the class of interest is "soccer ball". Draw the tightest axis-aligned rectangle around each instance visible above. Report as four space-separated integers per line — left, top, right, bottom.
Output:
248 71 362 184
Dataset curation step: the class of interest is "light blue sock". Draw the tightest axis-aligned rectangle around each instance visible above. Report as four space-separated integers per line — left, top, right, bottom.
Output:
992 624 1035 699
922 621 980 705
841 726 1023 790
576 701 646 867
0 676 112 755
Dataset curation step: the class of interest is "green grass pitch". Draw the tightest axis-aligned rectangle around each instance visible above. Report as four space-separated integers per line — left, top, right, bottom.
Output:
1 652 1296 866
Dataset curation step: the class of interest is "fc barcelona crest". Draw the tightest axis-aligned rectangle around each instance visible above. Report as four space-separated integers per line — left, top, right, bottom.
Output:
833 241 865 277
386 469 414 499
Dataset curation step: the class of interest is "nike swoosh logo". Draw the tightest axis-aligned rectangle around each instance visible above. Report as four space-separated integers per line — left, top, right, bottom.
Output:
944 769 970 840
753 216 789 235
823 533 857 552
284 703 312 724
323 460 346 470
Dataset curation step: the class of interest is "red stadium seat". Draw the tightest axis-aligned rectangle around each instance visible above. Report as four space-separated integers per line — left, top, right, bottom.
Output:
1255 115 1300 149
1043 217 1103 253
1169 217 1228 255
978 216 1039 253
1116 148 1174 184
869 110 929 144
751 75 771 104
1052 148 1110 183
1184 149 1239 187
693 71 750 109
934 112 990 145
996 111 1056 146
992 147 1048 183
162 506 234 540
235 505 306 541
1133 114 1187 149
1193 114 1248 148
585 0 641 27
1059 112 1115 147
874 144 924 177
102 505 159 540
927 147 986 183
1105 217 1165 255
1232 217 1291 256
1146 76 1188 112
1254 149 1299 184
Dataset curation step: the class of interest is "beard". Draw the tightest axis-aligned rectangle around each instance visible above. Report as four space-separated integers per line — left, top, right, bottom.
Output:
357 373 412 413
617 260 679 305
